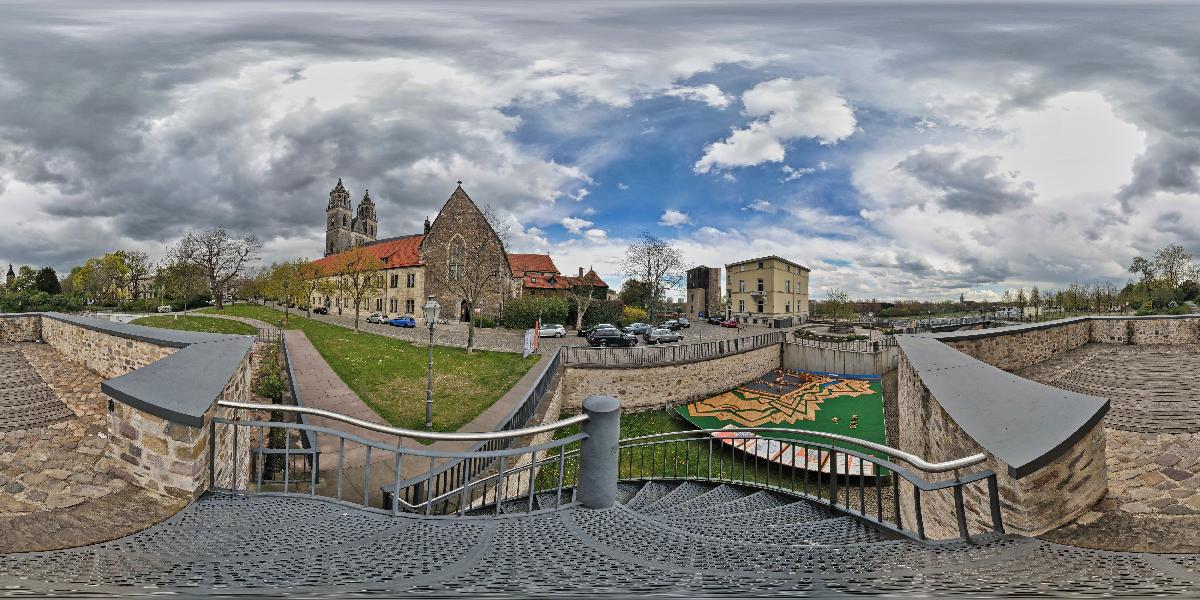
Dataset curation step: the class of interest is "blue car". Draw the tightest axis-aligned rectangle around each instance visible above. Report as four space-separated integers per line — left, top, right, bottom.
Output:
388 316 416 328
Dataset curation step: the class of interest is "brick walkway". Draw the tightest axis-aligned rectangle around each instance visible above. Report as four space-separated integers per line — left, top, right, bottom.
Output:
1018 343 1200 551
0 343 183 552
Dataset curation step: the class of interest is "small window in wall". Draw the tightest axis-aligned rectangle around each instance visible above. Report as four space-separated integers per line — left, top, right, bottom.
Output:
756 278 764 292
406 273 416 287
738 300 745 312
785 280 791 293
756 300 765 313
757 261 763 268
390 299 397 313
785 302 790 313
738 280 745 293
376 299 383 311
390 274 399 288
406 299 415 314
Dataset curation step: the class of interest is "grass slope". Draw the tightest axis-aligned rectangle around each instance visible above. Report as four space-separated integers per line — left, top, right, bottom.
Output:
200 304 539 433
131 314 257 336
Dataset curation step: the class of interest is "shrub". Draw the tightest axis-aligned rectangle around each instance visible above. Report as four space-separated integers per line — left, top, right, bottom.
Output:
582 300 623 328
501 296 569 329
620 306 648 326
473 316 497 328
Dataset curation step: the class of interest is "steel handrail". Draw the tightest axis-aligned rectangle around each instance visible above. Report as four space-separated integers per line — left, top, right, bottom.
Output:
217 400 589 441
620 428 986 473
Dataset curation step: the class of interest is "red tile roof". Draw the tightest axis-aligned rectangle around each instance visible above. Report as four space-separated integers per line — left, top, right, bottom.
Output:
507 253 560 276
521 273 572 289
566 268 608 289
311 234 424 274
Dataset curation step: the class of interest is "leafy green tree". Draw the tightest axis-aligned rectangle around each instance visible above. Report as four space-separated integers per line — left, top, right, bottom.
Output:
34 267 61 295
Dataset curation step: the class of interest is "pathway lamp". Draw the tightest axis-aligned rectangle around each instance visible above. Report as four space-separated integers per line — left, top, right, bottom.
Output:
422 296 441 430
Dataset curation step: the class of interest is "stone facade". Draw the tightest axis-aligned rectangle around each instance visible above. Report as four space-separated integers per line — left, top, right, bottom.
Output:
0 315 40 343
325 178 378 256
41 317 176 379
685 266 723 321
896 354 1108 538
560 344 782 414
420 186 509 321
942 316 1200 372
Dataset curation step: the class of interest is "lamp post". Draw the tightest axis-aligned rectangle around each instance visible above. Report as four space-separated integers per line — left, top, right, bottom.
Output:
422 295 441 431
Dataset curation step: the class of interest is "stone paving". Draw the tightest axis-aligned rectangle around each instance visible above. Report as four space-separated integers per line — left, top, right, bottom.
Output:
0 342 183 552
1017 343 1200 551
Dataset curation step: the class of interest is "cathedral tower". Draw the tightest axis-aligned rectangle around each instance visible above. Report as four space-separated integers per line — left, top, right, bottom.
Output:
352 189 378 246
325 178 354 256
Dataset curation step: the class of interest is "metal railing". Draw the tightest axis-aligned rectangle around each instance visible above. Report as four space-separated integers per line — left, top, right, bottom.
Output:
787 335 898 352
562 332 786 367
210 400 590 515
255 326 282 344
615 428 1001 543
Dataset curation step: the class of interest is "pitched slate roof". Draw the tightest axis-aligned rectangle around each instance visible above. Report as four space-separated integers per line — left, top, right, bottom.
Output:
507 253 560 276
312 234 424 274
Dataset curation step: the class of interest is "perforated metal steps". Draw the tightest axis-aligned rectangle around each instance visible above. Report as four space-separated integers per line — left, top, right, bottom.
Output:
8 481 1200 596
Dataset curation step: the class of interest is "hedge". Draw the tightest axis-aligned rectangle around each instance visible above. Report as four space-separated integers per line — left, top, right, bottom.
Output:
501 296 569 329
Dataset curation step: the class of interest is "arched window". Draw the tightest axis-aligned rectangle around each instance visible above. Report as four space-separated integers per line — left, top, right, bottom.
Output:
448 237 465 280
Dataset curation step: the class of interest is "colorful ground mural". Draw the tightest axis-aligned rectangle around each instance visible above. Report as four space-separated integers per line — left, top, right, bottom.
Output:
676 368 886 475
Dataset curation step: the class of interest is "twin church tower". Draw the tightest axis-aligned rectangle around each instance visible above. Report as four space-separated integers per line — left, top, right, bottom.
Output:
324 178 378 256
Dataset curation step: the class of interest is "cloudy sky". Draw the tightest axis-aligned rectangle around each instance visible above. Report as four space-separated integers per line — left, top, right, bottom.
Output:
2 1 1198 300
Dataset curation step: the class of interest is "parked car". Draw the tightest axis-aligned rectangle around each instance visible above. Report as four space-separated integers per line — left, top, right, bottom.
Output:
720 319 739 328
577 323 616 337
366 313 390 324
677 317 691 328
538 323 567 338
156 305 173 313
388 315 417 327
623 322 653 335
313 306 329 315
644 328 683 344
586 327 638 347
707 315 724 325
661 320 682 331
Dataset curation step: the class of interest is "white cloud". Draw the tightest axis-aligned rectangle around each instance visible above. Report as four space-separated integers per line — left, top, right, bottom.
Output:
745 199 776 213
560 216 593 234
569 187 590 201
617 182 630 190
584 228 608 241
694 77 857 173
659 209 692 226
664 83 732 108
780 161 828 181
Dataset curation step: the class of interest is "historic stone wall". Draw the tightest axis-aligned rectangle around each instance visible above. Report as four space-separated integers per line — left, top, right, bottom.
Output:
420 186 509 320
896 354 1108 538
0 314 40 343
1089 316 1200 345
105 349 253 499
41 317 176 379
560 344 782 414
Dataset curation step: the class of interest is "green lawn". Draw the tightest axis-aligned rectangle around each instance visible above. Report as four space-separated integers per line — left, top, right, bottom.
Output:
130 314 258 336
200 304 539 433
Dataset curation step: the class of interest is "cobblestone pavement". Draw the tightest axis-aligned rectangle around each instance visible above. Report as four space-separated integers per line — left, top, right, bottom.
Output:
0 343 183 552
1017 344 1200 551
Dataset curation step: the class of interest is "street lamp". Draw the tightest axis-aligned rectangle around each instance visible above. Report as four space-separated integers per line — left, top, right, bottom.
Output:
422 295 441 431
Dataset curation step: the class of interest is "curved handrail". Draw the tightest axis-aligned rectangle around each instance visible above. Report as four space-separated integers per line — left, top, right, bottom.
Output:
216 400 588 441
620 428 986 473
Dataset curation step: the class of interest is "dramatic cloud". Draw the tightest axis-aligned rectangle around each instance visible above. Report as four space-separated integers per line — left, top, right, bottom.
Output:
694 77 856 173
665 84 732 109
898 148 1037 215
560 216 593 234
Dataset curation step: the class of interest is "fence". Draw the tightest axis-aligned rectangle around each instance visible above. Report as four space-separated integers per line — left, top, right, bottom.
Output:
788 335 897 353
562 332 787 367
247 331 320 486
256 326 282 344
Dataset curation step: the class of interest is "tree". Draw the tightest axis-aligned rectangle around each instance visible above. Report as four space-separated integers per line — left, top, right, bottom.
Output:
123 251 154 300
569 272 606 331
266 261 308 323
825 289 855 324
1029 286 1041 320
617 279 652 308
154 259 208 310
1153 243 1195 289
9 265 37 293
1129 255 1156 288
1015 288 1027 319
68 253 129 304
34 267 61 295
330 247 385 332
295 260 328 318
622 233 684 323
168 228 261 310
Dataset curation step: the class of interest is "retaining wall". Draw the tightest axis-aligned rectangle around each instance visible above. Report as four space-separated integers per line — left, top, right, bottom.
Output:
0 314 40 342
781 343 898 375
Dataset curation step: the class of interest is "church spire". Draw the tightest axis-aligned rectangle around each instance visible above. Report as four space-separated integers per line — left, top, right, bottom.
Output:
5 264 14 289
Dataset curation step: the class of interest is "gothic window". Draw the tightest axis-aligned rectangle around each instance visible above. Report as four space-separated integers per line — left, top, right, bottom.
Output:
448 237 465 280
390 274 399 288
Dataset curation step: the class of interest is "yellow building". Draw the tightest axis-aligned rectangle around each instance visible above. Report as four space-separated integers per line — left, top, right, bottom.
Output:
725 255 810 327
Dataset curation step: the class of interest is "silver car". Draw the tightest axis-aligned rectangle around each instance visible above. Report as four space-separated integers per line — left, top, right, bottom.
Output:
644 327 683 344
538 323 567 338
366 313 390 324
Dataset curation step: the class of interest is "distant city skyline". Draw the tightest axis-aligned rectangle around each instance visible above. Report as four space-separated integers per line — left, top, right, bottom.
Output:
1 2 1197 300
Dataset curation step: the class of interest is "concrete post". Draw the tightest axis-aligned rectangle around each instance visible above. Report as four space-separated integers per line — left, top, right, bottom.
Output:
577 395 621 509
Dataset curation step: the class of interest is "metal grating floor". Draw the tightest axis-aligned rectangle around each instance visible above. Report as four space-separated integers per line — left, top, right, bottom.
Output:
0 345 74 430
4 481 1200 596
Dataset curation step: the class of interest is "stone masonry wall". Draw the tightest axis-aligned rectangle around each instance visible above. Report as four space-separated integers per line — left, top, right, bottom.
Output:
1089 317 1200 345
106 349 253 499
0 315 41 343
41 317 176 379
560 344 782 414
897 351 1108 539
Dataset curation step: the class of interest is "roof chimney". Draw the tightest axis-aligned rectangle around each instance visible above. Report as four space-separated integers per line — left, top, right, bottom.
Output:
578 267 584 277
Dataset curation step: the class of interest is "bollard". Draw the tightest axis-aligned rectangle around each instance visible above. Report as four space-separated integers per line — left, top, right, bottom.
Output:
577 395 621 509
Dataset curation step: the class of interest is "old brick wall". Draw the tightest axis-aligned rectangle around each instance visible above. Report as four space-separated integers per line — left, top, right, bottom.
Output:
0 314 41 343
560 344 782 414
897 349 1108 539
41 317 176 378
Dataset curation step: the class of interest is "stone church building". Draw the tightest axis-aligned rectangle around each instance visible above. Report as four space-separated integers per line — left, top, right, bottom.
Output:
311 180 607 322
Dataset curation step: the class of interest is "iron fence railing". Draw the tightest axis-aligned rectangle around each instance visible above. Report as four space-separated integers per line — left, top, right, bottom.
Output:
211 401 589 515
562 332 786 367
614 428 1001 543
256 326 282 344
786 336 898 352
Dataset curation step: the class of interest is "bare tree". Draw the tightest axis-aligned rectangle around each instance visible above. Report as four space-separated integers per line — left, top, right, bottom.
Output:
1029 286 1041 320
331 247 385 332
168 228 261 310
569 271 605 331
424 205 512 353
622 233 684 323
1153 243 1195 289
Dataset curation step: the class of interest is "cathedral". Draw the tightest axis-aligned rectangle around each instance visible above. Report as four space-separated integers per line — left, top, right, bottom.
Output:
325 178 378 256
313 179 608 322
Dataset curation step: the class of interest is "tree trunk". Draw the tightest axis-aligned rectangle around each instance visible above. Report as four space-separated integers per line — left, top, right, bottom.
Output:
353 301 361 332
